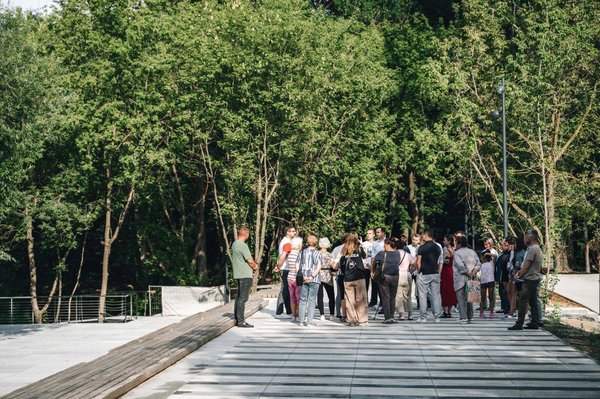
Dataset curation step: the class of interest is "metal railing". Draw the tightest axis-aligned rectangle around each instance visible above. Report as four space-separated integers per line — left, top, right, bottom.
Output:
148 286 162 316
0 294 140 324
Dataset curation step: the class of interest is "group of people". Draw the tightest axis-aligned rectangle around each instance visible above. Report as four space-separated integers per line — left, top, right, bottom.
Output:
231 224 545 331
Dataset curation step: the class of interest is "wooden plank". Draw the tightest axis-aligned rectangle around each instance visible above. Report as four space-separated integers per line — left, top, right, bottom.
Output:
1 293 270 399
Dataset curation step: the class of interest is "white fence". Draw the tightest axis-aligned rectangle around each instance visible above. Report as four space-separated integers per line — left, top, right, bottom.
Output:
148 285 227 316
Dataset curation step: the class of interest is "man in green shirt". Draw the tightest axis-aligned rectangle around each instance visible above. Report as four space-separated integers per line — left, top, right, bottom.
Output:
231 227 258 328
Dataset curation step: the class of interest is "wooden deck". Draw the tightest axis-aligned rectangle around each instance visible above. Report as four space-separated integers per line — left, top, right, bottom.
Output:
2 289 276 399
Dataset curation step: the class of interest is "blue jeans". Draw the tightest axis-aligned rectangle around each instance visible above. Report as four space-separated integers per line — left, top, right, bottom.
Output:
298 282 319 325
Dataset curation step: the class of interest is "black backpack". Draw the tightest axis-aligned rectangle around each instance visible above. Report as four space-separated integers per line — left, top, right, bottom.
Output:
343 252 365 281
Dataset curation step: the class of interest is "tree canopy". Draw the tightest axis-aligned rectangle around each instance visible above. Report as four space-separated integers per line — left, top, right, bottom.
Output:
0 0 598 319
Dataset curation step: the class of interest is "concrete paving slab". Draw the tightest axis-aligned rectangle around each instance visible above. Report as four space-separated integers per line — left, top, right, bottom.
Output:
0 315 184 397
553 274 599 313
121 298 600 399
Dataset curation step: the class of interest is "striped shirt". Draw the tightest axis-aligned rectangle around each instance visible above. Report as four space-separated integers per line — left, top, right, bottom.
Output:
299 248 323 284
287 250 300 281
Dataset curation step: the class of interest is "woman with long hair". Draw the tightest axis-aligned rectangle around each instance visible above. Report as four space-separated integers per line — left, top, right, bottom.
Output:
339 232 368 326
441 234 458 318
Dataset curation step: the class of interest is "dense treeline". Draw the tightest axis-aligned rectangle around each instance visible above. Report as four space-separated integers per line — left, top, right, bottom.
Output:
0 0 598 322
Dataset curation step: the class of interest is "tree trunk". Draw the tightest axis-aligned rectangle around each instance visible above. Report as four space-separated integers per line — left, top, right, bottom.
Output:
387 185 398 234
192 192 207 281
54 272 62 323
26 203 43 324
99 192 112 323
408 170 419 236
68 234 87 322
584 223 590 273
98 163 135 323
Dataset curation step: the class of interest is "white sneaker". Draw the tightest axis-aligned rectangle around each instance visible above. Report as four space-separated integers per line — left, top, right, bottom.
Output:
459 319 468 323
416 318 427 323
435 318 441 323
320 315 325 321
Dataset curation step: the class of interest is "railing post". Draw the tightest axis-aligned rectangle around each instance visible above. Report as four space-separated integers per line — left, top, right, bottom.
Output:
10 297 14 325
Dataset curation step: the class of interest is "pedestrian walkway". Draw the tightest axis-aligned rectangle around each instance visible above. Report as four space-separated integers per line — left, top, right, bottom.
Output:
0 316 185 397
124 299 600 399
554 273 599 313
0 293 270 399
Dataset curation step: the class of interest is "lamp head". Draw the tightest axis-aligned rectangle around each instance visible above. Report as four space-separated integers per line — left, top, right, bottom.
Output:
491 110 501 120
496 84 505 95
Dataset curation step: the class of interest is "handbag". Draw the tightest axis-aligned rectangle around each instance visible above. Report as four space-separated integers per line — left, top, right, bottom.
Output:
467 277 481 303
296 249 305 286
374 252 387 283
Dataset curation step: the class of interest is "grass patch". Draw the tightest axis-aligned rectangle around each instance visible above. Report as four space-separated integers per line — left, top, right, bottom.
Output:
544 321 600 362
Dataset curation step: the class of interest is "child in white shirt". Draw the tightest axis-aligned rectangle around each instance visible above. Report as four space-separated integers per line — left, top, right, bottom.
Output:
480 254 496 319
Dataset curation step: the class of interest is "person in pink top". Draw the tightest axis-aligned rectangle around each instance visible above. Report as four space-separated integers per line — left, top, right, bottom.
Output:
394 238 415 320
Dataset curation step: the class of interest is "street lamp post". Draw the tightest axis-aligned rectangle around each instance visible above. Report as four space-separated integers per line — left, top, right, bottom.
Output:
493 78 508 238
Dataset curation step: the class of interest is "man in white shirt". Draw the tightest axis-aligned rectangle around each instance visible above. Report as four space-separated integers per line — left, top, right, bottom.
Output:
361 229 375 302
274 226 296 316
407 234 421 306
407 234 420 258
369 227 386 307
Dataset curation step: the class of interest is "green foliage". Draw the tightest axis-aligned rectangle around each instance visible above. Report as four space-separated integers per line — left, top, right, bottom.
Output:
0 0 598 303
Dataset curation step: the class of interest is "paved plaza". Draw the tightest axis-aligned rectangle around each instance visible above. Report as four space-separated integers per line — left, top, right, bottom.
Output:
554 274 600 314
0 315 184 397
124 299 600 399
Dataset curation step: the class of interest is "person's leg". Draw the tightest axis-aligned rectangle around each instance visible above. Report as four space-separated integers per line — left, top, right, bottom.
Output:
417 274 429 320
467 301 473 321
489 283 496 316
479 287 486 317
339 277 346 318
325 283 335 317
287 280 297 319
508 282 518 316
364 269 371 301
378 277 391 320
535 280 544 325
369 279 379 307
499 281 508 313
277 270 291 315
430 274 442 320
515 280 535 327
355 278 368 323
335 276 342 317
306 283 319 325
344 281 358 324
407 274 413 318
395 274 407 318
413 274 420 308
389 275 399 319
298 283 310 324
317 283 325 316
236 278 252 325
529 279 541 327
234 279 240 324
456 285 467 320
